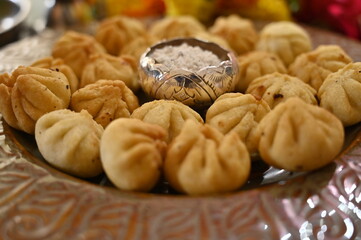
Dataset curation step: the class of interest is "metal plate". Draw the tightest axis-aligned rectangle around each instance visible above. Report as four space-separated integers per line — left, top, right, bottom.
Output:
0 26 360 239
0 0 31 47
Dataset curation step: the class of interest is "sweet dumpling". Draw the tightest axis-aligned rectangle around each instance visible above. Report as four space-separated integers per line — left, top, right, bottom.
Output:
0 66 71 134
95 15 147 55
246 72 317 109
256 21 312 66
71 80 139 128
80 53 139 91
193 32 231 50
164 120 251 195
52 31 106 78
289 45 353 91
206 93 270 154
100 118 167 192
120 35 157 62
256 97 344 171
236 51 287 92
35 109 104 178
149 15 206 41
31 56 79 93
131 100 204 142
318 62 361 126
209 14 258 55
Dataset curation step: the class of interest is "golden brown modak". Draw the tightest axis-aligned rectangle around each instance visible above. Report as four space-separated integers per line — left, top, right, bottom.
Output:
120 35 157 62
0 66 71 134
256 21 312 66
31 56 79 93
149 15 206 41
164 120 251 195
257 97 344 171
289 45 353 91
95 15 147 55
193 31 231 50
80 53 139 91
318 62 361 126
236 51 287 92
71 80 139 128
209 14 258 55
100 118 167 192
52 31 106 78
206 93 270 154
246 72 317 109
131 100 204 142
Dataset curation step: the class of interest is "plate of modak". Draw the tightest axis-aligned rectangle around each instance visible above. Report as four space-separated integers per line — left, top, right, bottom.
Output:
0 15 360 240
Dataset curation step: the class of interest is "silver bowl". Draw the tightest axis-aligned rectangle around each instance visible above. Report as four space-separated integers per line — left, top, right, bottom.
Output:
139 38 239 107
0 0 31 47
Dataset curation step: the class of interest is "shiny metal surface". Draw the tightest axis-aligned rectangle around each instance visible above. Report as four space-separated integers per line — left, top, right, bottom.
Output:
0 0 31 47
0 27 360 239
139 38 239 107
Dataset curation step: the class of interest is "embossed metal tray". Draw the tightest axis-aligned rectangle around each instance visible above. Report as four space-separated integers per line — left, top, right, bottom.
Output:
0 27 361 239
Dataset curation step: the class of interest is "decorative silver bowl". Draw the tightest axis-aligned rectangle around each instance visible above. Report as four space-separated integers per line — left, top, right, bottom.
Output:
139 38 239 107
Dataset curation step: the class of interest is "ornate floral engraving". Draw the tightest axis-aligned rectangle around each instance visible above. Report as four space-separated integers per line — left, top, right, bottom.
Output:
139 38 238 107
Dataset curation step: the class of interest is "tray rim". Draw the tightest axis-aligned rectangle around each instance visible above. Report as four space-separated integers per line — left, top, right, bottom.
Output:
0 25 361 239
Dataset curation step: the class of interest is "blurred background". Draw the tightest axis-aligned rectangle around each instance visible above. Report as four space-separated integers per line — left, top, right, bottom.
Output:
1 0 360 47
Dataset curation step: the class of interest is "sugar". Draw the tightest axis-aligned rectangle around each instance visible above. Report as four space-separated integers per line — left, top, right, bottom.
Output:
149 43 222 72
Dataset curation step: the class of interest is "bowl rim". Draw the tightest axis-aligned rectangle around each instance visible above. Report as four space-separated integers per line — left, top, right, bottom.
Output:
0 0 31 34
141 37 234 66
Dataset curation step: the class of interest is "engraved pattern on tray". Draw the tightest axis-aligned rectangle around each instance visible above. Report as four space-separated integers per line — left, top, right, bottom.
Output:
0 27 361 240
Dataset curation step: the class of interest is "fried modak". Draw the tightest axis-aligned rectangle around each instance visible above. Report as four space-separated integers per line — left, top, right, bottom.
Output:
71 80 139 128
256 97 344 171
164 120 250 195
100 118 167 192
120 34 157 63
206 93 270 154
31 56 79 93
236 51 287 92
246 72 317 109
193 31 231 50
318 62 361 126
80 53 139 91
131 100 204 142
289 45 353 91
149 15 206 41
35 109 104 178
256 21 312 66
0 66 71 134
52 31 105 78
209 14 258 55
95 15 147 55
